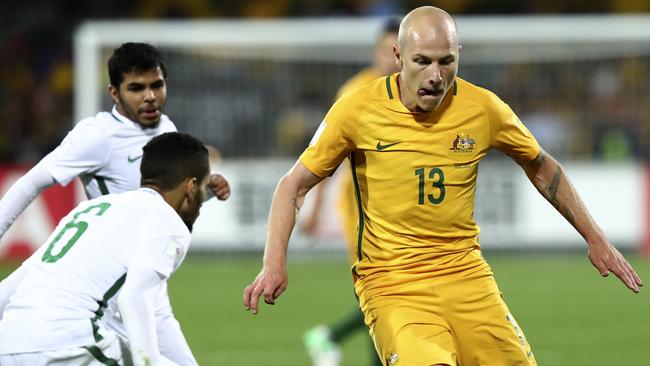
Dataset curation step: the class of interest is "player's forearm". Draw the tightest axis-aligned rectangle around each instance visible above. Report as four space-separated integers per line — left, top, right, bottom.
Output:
523 151 605 245
263 174 305 267
118 269 162 366
0 162 56 238
155 286 198 365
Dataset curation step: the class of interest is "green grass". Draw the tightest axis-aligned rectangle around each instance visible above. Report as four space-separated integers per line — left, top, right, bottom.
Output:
1 253 649 365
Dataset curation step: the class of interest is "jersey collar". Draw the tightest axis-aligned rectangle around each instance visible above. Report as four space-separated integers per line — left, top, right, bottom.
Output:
110 106 133 125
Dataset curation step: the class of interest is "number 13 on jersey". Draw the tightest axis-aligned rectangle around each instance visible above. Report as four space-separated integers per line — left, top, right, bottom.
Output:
415 167 445 205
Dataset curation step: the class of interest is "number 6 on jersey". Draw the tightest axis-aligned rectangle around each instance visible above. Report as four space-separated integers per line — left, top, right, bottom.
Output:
42 203 112 263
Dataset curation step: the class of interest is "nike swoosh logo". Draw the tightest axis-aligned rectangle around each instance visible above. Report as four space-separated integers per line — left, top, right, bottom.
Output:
376 140 402 151
127 154 143 163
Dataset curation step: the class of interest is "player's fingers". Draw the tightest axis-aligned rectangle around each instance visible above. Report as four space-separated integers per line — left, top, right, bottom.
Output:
273 284 287 300
216 188 231 200
264 288 275 305
622 260 644 287
609 262 639 293
242 283 255 309
592 257 609 277
246 283 265 314
621 258 643 287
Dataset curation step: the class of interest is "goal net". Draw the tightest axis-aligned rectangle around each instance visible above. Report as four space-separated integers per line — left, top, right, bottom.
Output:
74 16 649 252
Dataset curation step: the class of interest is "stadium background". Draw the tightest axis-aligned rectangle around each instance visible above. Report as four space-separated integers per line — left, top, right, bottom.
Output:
1 0 650 365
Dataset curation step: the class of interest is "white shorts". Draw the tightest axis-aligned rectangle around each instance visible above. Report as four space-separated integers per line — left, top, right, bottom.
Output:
0 331 131 366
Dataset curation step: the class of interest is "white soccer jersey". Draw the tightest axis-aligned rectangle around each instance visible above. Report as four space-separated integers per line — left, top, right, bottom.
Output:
0 188 190 354
42 106 177 199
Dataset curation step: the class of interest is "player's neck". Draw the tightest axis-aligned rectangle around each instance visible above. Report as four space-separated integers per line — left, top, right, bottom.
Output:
141 183 186 214
396 73 418 112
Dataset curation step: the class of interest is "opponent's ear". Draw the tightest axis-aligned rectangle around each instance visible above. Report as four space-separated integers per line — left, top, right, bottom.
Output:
184 177 198 202
108 84 120 105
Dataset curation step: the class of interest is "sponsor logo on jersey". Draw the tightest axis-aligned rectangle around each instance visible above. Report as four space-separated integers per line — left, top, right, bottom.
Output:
376 140 402 151
449 133 475 153
127 154 143 163
385 353 399 366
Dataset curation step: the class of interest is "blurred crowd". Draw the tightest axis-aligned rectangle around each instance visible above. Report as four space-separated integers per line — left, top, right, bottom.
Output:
1 0 650 163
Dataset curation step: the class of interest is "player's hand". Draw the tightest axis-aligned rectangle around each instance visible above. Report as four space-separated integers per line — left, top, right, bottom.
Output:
588 241 643 293
207 173 231 200
243 264 288 315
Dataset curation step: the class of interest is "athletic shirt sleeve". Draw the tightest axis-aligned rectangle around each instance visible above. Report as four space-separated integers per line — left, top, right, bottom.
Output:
299 96 356 178
129 204 190 279
41 119 111 186
488 92 541 161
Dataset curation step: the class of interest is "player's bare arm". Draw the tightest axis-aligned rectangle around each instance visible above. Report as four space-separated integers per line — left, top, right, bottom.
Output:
515 149 643 293
243 161 324 314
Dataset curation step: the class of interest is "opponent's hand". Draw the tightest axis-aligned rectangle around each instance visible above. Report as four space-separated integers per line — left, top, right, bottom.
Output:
588 241 643 293
207 173 231 200
243 264 288 315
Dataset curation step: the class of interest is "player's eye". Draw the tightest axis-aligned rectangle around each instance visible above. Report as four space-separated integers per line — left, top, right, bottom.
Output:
413 57 430 65
439 56 455 66
127 84 145 91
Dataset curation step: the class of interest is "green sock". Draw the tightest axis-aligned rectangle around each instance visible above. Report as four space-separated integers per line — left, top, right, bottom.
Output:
330 307 365 343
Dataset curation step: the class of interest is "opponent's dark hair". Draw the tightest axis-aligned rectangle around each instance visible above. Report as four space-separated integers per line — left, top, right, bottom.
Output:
381 17 401 36
108 42 167 87
140 132 209 190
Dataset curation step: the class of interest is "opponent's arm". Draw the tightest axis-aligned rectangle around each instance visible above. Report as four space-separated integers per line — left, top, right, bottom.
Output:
118 267 165 366
515 149 643 293
154 283 198 366
0 161 57 240
205 172 231 201
243 160 324 314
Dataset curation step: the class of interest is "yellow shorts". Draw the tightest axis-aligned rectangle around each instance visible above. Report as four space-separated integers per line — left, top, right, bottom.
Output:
358 258 536 366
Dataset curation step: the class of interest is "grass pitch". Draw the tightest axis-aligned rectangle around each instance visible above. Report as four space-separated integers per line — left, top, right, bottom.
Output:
1 253 649 365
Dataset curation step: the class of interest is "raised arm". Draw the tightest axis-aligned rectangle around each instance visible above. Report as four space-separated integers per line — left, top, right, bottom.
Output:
0 161 57 240
243 160 324 314
515 149 643 293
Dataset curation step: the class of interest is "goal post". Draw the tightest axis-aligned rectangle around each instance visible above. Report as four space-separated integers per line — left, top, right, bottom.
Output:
73 16 650 252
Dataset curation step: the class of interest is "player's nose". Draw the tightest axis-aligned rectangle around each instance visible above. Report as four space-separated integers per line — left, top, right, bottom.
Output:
143 88 156 101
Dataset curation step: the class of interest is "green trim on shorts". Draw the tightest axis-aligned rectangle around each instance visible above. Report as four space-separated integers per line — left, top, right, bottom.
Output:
83 345 120 366
90 274 127 342
95 176 110 195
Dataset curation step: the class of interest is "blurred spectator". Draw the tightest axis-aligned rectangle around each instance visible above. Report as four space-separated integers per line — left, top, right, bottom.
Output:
1 0 649 163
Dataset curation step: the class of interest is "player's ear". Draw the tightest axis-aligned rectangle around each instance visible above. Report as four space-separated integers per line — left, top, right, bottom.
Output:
108 84 120 104
393 45 402 69
184 177 198 201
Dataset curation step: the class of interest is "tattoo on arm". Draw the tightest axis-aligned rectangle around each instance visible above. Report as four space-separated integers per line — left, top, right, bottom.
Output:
542 168 561 206
531 151 545 165
541 167 577 227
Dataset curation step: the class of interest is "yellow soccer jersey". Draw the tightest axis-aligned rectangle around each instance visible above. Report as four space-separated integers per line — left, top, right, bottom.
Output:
300 74 540 281
335 67 382 264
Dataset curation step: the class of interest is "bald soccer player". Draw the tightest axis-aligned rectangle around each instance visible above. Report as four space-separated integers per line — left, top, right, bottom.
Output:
301 17 400 366
244 6 643 366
